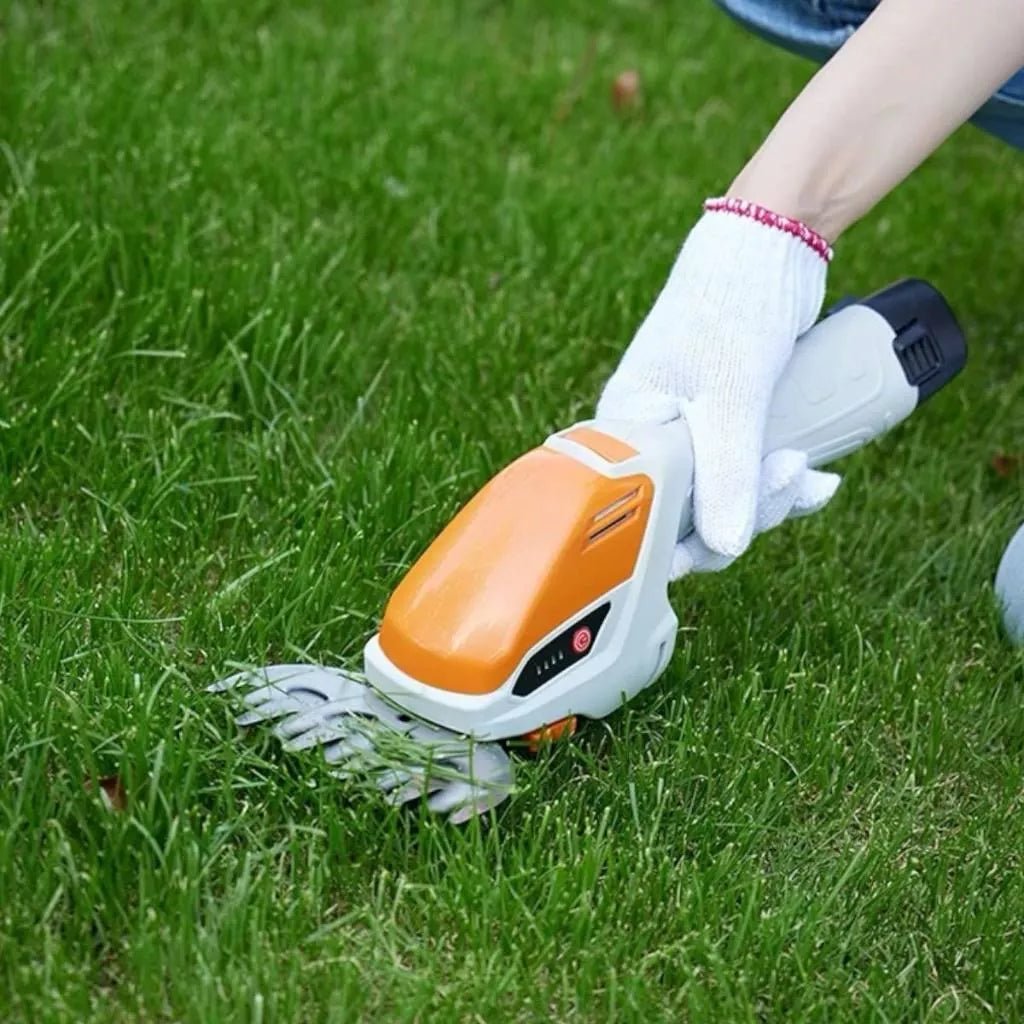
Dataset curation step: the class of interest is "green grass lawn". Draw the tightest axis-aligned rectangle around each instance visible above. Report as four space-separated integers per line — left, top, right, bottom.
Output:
4 0 1024 1020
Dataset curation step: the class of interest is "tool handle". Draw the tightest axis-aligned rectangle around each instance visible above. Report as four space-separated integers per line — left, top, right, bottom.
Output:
665 278 965 539
764 278 966 468
554 279 965 542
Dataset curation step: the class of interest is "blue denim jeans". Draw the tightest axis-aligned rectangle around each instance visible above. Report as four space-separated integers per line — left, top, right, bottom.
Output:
714 0 1024 149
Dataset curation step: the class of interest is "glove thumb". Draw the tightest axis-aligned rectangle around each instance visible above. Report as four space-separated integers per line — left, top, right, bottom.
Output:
671 447 842 579
681 390 768 559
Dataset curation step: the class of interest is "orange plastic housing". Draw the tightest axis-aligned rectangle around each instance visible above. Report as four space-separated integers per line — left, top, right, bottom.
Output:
561 427 637 463
523 716 578 752
378 444 652 695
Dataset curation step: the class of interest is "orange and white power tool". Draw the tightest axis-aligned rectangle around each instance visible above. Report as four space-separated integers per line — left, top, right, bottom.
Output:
213 279 966 822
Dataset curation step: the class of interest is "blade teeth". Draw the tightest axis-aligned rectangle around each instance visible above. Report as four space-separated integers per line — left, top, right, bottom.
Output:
386 776 443 806
320 731 378 765
273 702 371 743
375 768 412 793
425 781 476 815
212 663 517 819
207 672 247 694
212 665 367 703
448 793 505 825
234 704 309 729
447 803 484 826
238 688 327 719
234 708 276 728
330 754 388 781
234 701 314 727
243 688 324 709
278 720 352 751
426 778 514 823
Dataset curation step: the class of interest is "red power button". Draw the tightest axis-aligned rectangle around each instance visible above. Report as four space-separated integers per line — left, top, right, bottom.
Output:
571 626 592 655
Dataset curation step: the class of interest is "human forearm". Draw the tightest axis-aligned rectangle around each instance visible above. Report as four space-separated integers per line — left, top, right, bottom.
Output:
728 0 1024 239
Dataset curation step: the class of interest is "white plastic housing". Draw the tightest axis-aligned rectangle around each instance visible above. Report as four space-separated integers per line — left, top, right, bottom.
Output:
364 302 919 739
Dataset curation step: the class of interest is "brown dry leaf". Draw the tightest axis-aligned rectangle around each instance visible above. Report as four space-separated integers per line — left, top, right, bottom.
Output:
86 774 128 812
611 69 641 112
991 453 1021 478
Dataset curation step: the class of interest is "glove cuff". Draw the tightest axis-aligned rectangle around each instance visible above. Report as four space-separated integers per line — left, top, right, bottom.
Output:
704 196 833 263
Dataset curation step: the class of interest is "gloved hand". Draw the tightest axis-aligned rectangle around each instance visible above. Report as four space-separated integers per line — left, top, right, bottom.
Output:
597 197 841 578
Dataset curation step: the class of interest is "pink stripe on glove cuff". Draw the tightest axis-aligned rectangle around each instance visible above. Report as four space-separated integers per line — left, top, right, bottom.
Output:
704 197 833 262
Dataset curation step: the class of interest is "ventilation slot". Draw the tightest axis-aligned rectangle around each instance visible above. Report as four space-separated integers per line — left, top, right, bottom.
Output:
591 488 640 524
587 508 637 544
584 486 642 546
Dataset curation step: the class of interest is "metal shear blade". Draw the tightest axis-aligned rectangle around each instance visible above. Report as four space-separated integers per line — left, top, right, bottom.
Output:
211 664 515 822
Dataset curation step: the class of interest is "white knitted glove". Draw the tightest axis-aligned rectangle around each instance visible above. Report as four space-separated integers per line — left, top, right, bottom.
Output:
597 198 841 577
